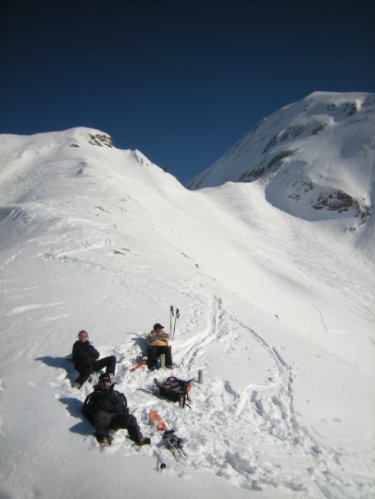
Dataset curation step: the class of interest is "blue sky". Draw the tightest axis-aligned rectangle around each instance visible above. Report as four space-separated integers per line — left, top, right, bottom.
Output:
1 0 374 185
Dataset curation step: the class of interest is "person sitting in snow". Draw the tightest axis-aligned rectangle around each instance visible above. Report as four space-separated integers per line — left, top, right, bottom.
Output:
72 330 116 389
82 372 151 448
146 323 173 370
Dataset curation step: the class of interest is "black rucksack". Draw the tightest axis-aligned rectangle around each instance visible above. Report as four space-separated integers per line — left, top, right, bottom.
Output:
154 376 192 408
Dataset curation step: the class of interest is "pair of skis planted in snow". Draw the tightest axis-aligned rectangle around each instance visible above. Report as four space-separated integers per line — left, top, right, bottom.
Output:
169 305 179 339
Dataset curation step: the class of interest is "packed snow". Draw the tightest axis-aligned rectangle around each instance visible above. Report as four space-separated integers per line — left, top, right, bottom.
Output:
0 92 374 499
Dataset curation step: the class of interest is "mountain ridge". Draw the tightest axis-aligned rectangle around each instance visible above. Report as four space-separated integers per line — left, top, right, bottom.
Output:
188 92 374 247
0 101 375 498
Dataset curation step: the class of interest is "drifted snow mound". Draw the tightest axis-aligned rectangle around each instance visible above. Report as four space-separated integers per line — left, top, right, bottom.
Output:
188 92 375 232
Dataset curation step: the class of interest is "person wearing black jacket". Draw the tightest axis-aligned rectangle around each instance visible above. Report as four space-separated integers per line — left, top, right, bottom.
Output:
72 330 116 388
82 373 151 448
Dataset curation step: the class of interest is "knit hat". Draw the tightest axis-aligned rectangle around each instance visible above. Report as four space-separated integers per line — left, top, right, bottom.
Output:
99 373 111 382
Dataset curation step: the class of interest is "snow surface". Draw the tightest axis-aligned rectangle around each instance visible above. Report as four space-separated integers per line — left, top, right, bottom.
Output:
0 94 374 499
189 92 375 260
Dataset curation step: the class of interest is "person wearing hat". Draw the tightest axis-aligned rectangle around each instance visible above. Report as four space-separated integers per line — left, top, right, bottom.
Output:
82 373 151 448
72 330 116 389
146 323 173 370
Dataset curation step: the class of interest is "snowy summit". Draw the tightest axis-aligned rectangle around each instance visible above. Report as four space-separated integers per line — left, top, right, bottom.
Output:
0 91 374 499
189 92 374 255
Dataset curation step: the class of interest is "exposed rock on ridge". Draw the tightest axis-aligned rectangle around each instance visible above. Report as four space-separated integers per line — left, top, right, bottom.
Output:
188 92 375 230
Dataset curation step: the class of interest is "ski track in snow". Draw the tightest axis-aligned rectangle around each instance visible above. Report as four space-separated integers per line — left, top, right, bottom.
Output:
174 296 360 497
48 287 374 499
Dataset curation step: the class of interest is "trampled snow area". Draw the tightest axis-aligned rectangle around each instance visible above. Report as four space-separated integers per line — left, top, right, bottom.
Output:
0 102 374 498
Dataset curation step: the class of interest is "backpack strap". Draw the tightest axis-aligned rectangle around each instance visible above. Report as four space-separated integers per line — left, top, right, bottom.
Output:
179 382 192 409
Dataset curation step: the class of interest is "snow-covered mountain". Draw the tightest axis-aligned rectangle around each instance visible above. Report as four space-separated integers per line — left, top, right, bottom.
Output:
0 99 374 499
189 91 375 257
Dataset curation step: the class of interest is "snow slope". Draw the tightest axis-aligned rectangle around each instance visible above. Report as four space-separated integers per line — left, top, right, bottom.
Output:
0 113 374 499
189 92 375 260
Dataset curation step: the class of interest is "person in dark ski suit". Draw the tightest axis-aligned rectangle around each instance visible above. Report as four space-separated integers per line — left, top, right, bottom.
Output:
72 330 116 388
82 373 151 448
146 323 173 370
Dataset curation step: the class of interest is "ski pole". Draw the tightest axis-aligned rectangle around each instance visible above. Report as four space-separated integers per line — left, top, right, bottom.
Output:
170 306 174 336
172 308 179 339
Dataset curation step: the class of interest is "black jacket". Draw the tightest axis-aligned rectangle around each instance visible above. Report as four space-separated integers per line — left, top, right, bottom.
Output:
72 340 99 369
82 384 129 422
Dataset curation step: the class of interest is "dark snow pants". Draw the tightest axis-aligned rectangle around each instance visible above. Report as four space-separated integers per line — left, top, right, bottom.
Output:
74 355 116 385
92 410 143 443
147 345 172 369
